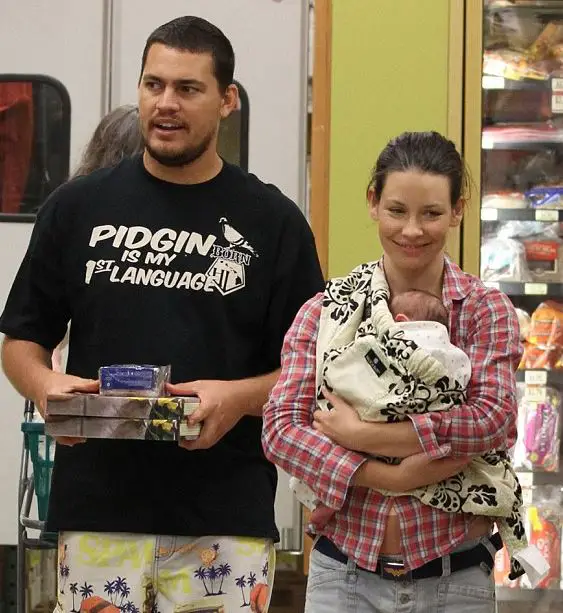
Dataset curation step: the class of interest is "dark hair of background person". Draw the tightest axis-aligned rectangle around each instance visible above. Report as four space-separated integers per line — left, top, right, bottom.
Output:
368 131 470 206
139 16 235 92
72 104 143 178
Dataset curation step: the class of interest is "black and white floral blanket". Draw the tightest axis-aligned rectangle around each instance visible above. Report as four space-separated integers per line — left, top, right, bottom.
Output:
298 261 547 582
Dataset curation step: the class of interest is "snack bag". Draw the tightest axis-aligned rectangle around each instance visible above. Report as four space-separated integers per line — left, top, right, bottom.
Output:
514 386 561 473
521 301 563 369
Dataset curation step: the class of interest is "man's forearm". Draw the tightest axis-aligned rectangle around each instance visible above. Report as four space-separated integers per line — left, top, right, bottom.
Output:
355 421 424 458
235 369 280 416
1 337 53 410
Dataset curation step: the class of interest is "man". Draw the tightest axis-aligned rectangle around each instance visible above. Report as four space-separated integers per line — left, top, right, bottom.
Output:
0 16 324 613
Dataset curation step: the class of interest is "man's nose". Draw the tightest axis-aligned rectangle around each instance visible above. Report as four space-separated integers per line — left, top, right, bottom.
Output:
156 87 181 112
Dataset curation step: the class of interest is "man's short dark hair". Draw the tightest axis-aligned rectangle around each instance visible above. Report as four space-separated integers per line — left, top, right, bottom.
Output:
140 16 235 92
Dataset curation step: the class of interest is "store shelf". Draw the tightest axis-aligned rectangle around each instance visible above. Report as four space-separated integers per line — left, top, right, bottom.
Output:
516 369 563 387
483 281 563 296
497 587 563 603
482 139 563 151
481 208 563 222
482 75 551 92
487 2 563 16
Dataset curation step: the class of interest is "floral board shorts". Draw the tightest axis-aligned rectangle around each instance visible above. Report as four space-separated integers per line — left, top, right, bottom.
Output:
55 532 276 613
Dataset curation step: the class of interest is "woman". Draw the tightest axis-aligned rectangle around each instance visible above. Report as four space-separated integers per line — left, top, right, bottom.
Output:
51 104 143 372
262 131 522 612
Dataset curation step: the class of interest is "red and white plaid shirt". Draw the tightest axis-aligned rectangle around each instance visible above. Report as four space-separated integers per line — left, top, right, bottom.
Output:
262 257 522 571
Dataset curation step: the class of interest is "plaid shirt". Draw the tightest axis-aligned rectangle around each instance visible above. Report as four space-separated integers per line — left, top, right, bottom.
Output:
262 257 522 571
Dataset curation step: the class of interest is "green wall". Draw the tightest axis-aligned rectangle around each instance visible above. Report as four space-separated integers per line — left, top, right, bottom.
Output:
329 0 452 277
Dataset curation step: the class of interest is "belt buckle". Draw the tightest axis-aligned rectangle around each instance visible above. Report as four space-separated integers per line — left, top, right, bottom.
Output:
380 562 411 581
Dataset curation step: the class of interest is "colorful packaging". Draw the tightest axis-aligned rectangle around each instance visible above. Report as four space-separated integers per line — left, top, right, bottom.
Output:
521 301 563 369
514 386 561 473
522 487 562 589
45 395 201 442
99 364 171 397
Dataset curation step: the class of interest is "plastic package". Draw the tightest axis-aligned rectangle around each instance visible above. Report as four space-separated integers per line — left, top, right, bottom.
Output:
482 192 527 209
521 486 562 589
515 308 531 341
481 237 531 282
99 364 171 397
514 386 561 473
521 301 563 369
526 186 563 209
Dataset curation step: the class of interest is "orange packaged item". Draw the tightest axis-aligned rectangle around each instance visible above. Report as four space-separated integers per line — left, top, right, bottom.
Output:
521 301 563 369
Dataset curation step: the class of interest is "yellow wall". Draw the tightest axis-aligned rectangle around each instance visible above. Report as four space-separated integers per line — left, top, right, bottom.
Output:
328 0 456 277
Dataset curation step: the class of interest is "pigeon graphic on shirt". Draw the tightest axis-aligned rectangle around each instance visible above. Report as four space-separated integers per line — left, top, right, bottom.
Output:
219 217 258 257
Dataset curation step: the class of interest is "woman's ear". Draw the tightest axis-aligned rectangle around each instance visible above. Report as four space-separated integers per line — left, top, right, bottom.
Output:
368 186 379 222
450 198 464 228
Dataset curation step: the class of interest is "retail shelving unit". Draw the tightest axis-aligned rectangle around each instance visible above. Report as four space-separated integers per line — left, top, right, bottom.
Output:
465 2 563 609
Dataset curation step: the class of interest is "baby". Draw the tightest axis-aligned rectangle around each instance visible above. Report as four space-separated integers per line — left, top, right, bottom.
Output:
301 289 472 528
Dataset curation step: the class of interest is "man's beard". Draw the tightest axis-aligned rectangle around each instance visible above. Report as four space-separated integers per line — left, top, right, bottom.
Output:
144 130 214 168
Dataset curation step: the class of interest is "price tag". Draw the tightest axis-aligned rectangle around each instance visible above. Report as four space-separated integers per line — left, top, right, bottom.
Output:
481 208 498 221
524 370 548 385
484 281 499 290
524 386 547 401
482 75 505 90
535 209 559 222
524 283 548 295
552 78 563 113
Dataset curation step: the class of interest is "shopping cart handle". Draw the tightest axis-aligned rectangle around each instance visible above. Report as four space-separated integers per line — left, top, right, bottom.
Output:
19 474 45 532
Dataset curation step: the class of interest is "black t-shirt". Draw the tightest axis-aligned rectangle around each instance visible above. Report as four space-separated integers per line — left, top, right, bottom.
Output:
0 156 325 538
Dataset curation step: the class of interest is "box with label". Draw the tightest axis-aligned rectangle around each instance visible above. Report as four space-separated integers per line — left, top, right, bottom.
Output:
45 395 201 441
99 364 171 397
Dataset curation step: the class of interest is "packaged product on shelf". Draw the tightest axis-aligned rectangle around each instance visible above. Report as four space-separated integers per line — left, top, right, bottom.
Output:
515 308 531 342
482 192 528 209
481 237 531 282
514 385 561 473
521 486 562 589
526 186 563 209
521 301 563 369
524 239 563 282
99 364 171 397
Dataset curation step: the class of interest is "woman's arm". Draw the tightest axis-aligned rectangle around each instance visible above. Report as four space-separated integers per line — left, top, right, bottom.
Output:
262 295 469 510
380 290 521 459
313 290 521 460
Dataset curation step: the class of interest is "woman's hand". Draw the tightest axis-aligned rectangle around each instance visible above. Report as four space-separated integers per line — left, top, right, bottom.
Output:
389 453 469 491
354 453 470 492
312 388 365 450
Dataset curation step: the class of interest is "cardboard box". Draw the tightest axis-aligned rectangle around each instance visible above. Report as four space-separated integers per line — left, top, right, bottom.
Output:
45 395 201 441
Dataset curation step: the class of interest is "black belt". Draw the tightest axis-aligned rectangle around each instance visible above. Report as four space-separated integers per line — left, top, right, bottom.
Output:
314 533 503 581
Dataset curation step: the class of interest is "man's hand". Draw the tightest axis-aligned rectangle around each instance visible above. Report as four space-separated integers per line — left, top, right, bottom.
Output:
167 380 245 451
312 388 364 450
38 372 99 447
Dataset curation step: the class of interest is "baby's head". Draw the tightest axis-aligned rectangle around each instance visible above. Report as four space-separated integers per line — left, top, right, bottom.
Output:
390 289 449 328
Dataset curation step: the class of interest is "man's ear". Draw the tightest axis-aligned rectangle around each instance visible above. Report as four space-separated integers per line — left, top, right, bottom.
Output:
220 83 239 119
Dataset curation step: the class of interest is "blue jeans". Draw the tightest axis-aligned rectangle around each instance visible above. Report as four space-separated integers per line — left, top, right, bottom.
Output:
304 537 497 613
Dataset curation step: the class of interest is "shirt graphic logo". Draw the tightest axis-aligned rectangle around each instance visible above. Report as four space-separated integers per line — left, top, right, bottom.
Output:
205 218 257 296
